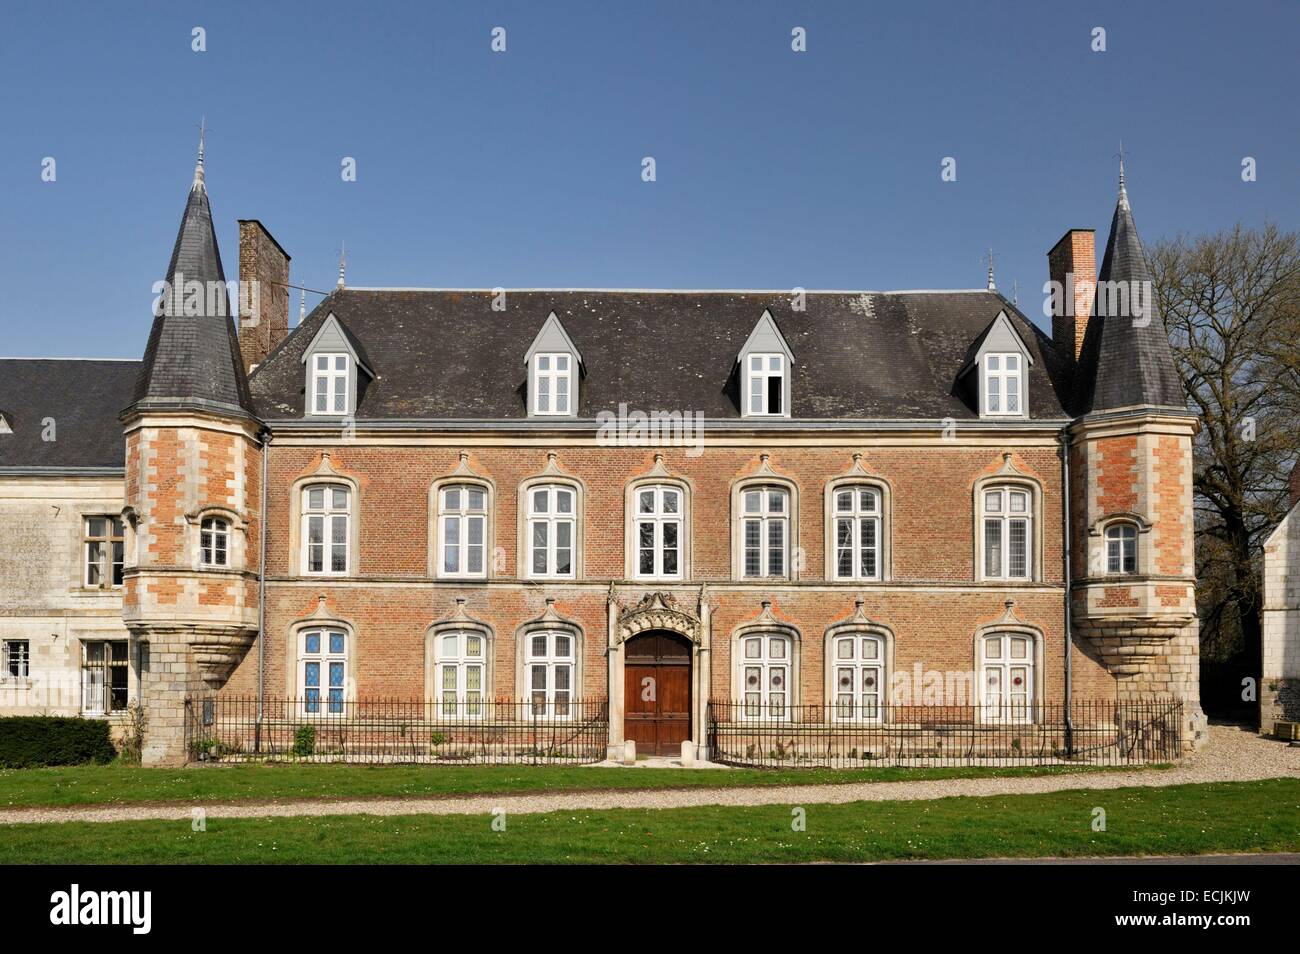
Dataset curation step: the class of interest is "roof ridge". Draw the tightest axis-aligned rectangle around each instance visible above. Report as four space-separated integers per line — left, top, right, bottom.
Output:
339 286 995 295
0 356 141 362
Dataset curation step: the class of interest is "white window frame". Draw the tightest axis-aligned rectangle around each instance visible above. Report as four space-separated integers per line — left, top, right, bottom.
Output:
739 633 792 720
298 628 348 716
980 632 1036 724
526 484 576 579
301 483 351 576
832 486 881 581
200 516 230 567
740 486 789 579
746 353 786 416
434 629 486 718
526 630 575 718
983 352 1024 416
81 639 129 714
532 352 574 416
438 485 488 579
83 516 124 588
1106 522 1138 574
831 634 885 723
633 484 683 580
3 640 30 679
310 352 350 416
982 486 1032 581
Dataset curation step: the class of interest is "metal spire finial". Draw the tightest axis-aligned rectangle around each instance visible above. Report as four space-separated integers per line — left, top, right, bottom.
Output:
986 248 996 291
337 242 347 289
1116 142 1130 210
299 283 307 323
192 117 207 191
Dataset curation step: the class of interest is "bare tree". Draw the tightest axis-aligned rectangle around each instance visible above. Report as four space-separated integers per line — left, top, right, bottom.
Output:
1150 224 1300 690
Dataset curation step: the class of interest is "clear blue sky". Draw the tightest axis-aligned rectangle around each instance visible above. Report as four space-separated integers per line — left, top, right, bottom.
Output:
2 0 1296 358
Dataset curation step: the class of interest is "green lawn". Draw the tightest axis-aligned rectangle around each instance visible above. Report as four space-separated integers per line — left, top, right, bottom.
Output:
0 779 1293 864
0 760 1156 809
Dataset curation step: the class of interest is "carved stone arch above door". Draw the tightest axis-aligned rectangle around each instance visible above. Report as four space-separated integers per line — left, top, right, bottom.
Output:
616 591 702 646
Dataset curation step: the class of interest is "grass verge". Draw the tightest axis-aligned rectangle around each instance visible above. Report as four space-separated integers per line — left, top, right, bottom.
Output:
0 760 1160 809
2 779 1292 865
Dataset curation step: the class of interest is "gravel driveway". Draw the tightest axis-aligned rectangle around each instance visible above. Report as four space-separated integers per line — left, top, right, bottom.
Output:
2 724 1294 826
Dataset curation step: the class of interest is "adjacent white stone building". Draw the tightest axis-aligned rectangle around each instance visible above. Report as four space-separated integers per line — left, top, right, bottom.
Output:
1261 463 1300 733
0 359 142 726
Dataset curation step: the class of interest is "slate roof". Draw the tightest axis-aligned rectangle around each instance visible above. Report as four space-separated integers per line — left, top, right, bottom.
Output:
0 359 140 471
1076 171 1186 413
249 289 1072 422
130 153 255 417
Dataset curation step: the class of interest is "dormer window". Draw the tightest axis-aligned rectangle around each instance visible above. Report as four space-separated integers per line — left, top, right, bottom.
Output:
738 310 794 419
747 354 785 416
983 353 1022 416
300 312 371 419
963 311 1032 419
311 353 349 415
532 353 573 416
524 312 582 418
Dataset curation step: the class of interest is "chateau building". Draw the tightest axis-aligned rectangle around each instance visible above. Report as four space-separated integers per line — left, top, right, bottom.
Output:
0 141 1207 764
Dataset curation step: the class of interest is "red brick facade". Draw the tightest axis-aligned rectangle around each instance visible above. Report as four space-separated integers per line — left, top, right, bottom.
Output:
194 439 1115 713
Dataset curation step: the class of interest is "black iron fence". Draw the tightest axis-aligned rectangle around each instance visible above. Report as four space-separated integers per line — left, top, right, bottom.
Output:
186 697 609 765
708 700 1183 767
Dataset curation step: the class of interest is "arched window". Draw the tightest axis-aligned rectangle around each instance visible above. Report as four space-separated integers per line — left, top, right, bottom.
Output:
831 633 885 721
1106 522 1138 574
832 486 881 581
739 632 791 719
298 628 348 715
438 484 488 578
200 516 229 567
525 484 576 578
633 484 682 579
435 630 486 717
301 483 351 576
740 486 789 578
980 631 1035 723
981 485 1032 580
526 629 575 716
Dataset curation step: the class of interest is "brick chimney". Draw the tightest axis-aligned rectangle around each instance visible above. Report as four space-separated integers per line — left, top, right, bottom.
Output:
237 220 290 374
1047 229 1096 366
1290 460 1300 508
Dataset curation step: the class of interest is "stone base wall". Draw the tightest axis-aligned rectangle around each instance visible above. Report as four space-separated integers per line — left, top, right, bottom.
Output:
1077 619 1207 748
1260 677 1300 735
134 631 204 766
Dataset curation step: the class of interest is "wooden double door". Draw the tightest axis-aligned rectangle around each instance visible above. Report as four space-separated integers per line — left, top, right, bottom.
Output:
623 631 692 757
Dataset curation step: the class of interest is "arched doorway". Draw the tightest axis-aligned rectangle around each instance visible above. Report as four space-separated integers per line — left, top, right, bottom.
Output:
623 630 692 756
